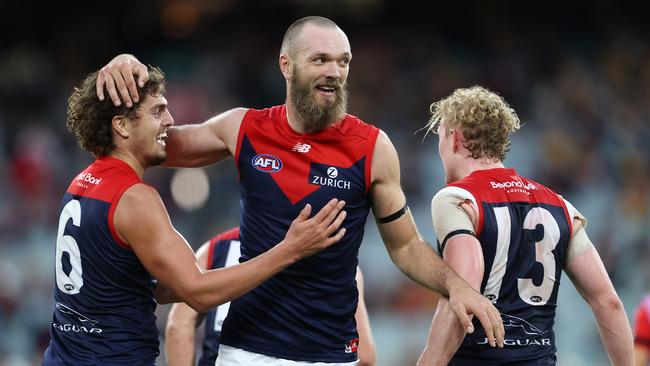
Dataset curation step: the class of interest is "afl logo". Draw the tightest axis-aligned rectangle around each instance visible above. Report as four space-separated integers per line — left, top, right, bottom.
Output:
327 167 338 178
252 153 283 173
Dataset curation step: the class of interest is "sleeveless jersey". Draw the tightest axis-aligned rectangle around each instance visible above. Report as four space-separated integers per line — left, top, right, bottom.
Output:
220 105 379 362
634 295 650 351
43 156 159 365
198 227 241 366
443 168 572 365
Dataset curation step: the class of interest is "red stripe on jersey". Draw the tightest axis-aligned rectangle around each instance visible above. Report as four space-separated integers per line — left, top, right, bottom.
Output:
67 156 141 249
235 109 254 181
364 128 380 194
449 168 570 237
238 105 378 204
207 227 240 268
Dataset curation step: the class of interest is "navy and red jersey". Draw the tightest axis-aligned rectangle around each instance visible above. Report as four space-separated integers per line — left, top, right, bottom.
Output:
634 295 650 351
445 168 572 365
220 105 379 362
198 227 241 366
43 157 159 365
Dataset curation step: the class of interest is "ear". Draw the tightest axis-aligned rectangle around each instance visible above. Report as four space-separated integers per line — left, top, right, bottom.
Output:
451 128 464 153
279 53 292 80
112 115 130 139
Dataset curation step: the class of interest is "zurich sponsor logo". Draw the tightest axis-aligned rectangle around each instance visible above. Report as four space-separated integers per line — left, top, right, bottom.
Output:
252 153 283 173
327 167 338 178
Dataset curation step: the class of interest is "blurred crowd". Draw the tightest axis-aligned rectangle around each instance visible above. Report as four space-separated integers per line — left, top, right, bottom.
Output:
0 1 648 365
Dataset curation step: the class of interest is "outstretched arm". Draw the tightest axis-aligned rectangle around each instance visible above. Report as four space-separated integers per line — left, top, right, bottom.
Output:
115 184 347 312
417 233 484 366
369 131 503 347
565 219 633 366
355 268 376 366
96 54 242 167
164 241 211 366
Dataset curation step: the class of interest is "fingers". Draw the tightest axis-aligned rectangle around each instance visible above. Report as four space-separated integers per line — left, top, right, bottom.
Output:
450 301 474 334
121 65 140 105
474 308 497 348
488 308 504 348
102 72 121 106
97 68 107 101
325 227 347 246
133 63 149 88
109 66 133 107
319 200 346 231
294 204 312 223
311 198 339 222
324 210 347 237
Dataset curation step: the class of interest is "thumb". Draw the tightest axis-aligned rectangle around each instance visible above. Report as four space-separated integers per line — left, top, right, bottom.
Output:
295 204 312 222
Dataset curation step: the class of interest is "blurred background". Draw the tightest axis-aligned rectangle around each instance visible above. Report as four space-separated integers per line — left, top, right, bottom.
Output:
1 0 649 365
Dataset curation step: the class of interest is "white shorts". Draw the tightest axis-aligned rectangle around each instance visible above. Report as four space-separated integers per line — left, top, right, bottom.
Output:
215 345 358 366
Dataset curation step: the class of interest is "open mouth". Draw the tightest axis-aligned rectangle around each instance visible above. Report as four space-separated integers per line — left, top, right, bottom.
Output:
156 131 168 146
316 85 337 96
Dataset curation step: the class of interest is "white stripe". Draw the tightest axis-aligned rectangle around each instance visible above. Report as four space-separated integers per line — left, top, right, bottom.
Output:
213 240 241 331
483 206 511 302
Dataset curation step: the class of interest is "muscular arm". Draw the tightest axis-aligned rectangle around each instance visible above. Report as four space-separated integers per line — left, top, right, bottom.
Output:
417 234 484 366
162 108 246 167
164 241 211 366
114 184 347 312
369 131 502 346
565 219 634 366
95 54 244 168
355 268 376 366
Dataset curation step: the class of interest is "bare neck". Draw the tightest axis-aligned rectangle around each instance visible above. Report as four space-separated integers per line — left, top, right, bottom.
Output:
109 149 145 178
455 157 505 181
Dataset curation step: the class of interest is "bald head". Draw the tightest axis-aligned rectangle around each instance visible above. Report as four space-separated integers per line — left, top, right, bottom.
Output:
280 16 342 57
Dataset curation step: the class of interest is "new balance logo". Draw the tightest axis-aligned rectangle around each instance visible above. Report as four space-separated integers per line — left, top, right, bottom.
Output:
292 142 311 153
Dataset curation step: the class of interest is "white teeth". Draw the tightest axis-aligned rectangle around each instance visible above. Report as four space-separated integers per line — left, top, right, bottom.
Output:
156 132 167 145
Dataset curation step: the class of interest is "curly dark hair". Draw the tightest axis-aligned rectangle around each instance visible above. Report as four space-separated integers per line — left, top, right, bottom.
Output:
66 67 166 157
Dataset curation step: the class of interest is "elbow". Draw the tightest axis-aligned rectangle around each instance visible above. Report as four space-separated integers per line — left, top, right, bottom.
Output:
590 293 624 314
184 294 211 313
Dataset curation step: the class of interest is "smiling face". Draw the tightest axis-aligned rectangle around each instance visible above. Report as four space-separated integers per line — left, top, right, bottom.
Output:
284 23 351 132
126 93 174 168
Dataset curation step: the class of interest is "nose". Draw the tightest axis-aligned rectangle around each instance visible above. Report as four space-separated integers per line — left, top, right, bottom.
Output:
323 60 341 80
163 110 174 127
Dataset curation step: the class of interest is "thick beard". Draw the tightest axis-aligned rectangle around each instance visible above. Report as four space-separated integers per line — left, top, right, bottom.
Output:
290 68 348 133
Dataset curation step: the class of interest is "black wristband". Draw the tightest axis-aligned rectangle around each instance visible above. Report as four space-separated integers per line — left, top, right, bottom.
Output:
377 204 409 224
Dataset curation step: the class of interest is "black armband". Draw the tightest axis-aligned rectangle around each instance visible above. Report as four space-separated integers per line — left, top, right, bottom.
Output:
377 204 409 224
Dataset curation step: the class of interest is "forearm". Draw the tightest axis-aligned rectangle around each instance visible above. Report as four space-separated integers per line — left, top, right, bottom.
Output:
388 238 459 297
418 298 466 366
165 305 197 366
591 299 634 366
188 242 298 312
163 124 229 167
155 282 182 304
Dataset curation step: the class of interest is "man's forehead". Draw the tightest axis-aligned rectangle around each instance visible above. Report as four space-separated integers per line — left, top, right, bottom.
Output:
140 94 167 108
294 24 351 56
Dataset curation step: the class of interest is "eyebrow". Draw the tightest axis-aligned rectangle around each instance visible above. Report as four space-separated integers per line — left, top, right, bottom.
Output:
149 103 167 112
310 52 352 59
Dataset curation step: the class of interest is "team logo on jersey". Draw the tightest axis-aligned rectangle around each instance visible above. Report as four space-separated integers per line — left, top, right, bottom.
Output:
292 142 311 153
311 165 351 190
75 172 102 186
501 314 546 336
252 153 283 173
344 338 359 353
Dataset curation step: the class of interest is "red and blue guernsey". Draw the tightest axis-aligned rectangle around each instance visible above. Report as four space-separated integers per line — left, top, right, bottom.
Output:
220 105 379 362
198 227 241 366
43 157 159 365
444 168 572 365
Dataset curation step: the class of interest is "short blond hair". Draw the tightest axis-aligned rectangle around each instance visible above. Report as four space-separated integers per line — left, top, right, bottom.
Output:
427 86 520 161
